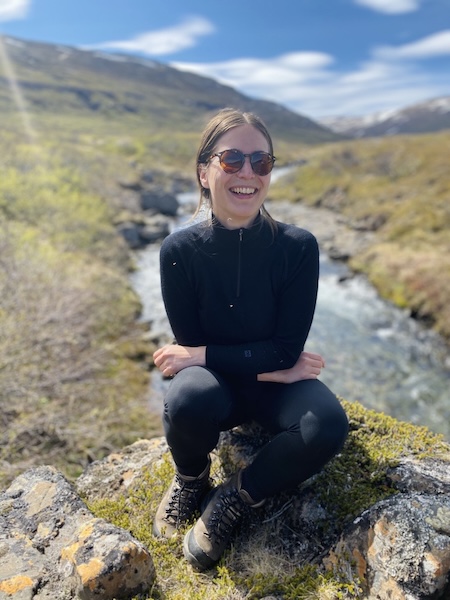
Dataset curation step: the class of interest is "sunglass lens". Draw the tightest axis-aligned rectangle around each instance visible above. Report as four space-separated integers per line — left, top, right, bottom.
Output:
251 152 274 176
220 150 244 173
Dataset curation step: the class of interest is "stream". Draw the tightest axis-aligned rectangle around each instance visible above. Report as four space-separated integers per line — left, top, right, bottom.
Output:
130 189 450 441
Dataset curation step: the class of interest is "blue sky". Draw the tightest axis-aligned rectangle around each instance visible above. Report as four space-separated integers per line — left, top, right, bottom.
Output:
0 0 449 119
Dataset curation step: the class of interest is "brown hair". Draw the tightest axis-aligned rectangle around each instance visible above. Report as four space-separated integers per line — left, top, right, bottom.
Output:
194 108 276 226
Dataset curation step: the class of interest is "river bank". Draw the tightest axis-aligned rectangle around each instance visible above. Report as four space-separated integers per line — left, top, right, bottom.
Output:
131 192 450 440
271 134 450 345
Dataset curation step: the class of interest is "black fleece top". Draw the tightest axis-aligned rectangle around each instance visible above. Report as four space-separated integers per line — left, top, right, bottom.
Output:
159 215 319 379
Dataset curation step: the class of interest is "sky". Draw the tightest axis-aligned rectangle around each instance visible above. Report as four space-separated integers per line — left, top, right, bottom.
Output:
0 0 449 120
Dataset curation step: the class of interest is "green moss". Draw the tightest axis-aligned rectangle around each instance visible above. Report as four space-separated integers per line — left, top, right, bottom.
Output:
313 400 448 525
87 400 449 599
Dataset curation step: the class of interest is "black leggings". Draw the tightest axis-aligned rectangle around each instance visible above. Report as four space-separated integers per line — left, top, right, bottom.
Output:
163 366 349 503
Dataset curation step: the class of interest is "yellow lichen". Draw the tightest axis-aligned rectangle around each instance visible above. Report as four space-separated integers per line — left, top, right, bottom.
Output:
77 558 105 587
0 575 34 594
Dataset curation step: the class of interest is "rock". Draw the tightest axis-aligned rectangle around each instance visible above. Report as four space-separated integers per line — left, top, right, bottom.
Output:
0 466 155 600
117 216 170 249
2 424 450 599
140 188 179 216
116 222 143 249
76 438 168 504
117 178 142 192
325 491 450 599
212 425 450 599
267 199 374 261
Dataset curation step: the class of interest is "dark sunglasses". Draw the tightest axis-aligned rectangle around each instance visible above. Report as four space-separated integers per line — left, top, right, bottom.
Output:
209 149 276 176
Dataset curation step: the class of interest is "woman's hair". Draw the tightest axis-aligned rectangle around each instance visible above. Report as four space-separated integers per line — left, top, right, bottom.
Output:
194 107 276 226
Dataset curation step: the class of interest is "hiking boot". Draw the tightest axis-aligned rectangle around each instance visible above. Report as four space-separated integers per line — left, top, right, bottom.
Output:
183 470 264 570
153 460 211 539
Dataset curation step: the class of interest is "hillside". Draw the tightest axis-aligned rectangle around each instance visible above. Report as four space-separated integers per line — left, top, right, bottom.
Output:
321 96 450 138
0 34 341 149
270 131 450 343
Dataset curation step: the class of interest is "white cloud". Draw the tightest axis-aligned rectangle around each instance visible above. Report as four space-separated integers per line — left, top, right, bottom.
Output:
172 43 449 118
353 0 420 14
375 30 450 59
86 16 449 119
0 0 30 21
90 16 214 56
173 51 334 92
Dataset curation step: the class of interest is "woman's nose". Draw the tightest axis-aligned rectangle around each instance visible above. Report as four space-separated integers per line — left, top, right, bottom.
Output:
238 156 254 177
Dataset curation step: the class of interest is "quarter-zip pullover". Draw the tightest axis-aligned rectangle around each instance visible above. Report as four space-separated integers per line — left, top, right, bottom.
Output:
159 215 319 378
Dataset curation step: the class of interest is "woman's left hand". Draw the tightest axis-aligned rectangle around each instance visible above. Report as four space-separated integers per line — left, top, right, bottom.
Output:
153 344 206 378
257 351 325 384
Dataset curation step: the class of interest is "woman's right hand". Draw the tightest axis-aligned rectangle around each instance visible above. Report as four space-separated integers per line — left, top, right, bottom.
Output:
257 351 325 384
153 344 206 378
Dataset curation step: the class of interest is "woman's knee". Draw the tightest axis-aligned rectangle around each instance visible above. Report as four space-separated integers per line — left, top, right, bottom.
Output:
164 366 229 425
301 393 348 454
278 380 348 452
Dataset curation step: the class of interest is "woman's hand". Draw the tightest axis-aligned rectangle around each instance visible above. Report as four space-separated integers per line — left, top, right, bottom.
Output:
257 351 325 384
153 344 206 378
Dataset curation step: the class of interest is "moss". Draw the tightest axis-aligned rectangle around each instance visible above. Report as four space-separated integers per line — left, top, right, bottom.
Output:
90 457 363 599
88 400 448 599
314 400 448 525
240 564 361 599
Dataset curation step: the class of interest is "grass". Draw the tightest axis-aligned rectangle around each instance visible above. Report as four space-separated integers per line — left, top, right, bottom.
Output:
270 130 450 341
0 129 163 488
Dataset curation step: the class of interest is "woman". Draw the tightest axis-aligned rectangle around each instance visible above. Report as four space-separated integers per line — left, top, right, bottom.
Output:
153 108 348 570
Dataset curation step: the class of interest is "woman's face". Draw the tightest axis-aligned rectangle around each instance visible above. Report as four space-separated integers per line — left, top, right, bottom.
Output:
199 124 272 229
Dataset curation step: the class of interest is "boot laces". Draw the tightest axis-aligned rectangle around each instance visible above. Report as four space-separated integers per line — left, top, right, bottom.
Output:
165 473 207 527
206 488 246 544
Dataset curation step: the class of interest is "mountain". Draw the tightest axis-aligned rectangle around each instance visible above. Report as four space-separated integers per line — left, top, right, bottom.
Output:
0 35 341 146
320 96 450 138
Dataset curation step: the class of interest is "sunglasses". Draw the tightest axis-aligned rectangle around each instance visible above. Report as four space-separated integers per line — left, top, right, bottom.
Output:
209 149 276 176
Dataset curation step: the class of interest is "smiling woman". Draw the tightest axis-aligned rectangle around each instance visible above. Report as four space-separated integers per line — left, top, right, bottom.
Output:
196 125 273 228
151 107 349 570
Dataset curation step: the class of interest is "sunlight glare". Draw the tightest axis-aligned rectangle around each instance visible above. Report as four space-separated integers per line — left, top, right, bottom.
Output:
0 35 38 144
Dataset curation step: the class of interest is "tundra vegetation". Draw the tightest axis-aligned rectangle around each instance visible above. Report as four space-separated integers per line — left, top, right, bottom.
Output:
270 131 450 341
0 108 449 598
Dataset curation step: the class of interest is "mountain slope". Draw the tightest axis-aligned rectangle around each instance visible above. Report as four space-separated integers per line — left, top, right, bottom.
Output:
321 96 450 138
0 35 341 145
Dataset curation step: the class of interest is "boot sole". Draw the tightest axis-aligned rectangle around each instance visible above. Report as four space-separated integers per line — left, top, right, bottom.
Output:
182 527 217 571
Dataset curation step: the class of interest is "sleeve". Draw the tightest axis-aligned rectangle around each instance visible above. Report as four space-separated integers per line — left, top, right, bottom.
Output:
159 234 206 347
205 230 320 375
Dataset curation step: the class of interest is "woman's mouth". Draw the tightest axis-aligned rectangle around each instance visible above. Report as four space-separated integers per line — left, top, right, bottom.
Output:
230 186 257 196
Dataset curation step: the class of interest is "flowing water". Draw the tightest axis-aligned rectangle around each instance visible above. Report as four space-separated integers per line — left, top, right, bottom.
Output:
130 191 450 440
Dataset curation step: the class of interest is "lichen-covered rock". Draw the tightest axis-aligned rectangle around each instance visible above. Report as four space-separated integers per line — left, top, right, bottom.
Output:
2 417 450 599
76 438 168 504
0 466 155 599
325 458 450 600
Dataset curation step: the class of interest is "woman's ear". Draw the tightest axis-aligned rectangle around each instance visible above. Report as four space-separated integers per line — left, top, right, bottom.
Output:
198 164 210 189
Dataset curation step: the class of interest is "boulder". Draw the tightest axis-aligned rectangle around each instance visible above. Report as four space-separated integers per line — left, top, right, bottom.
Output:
140 189 179 216
117 216 170 249
2 424 450 599
325 459 450 599
0 466 155 600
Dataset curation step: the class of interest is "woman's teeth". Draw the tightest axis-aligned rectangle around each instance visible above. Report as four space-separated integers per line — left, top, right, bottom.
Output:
231 187 256 195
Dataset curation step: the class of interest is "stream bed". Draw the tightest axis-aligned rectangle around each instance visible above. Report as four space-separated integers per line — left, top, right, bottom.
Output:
130 196 450 440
